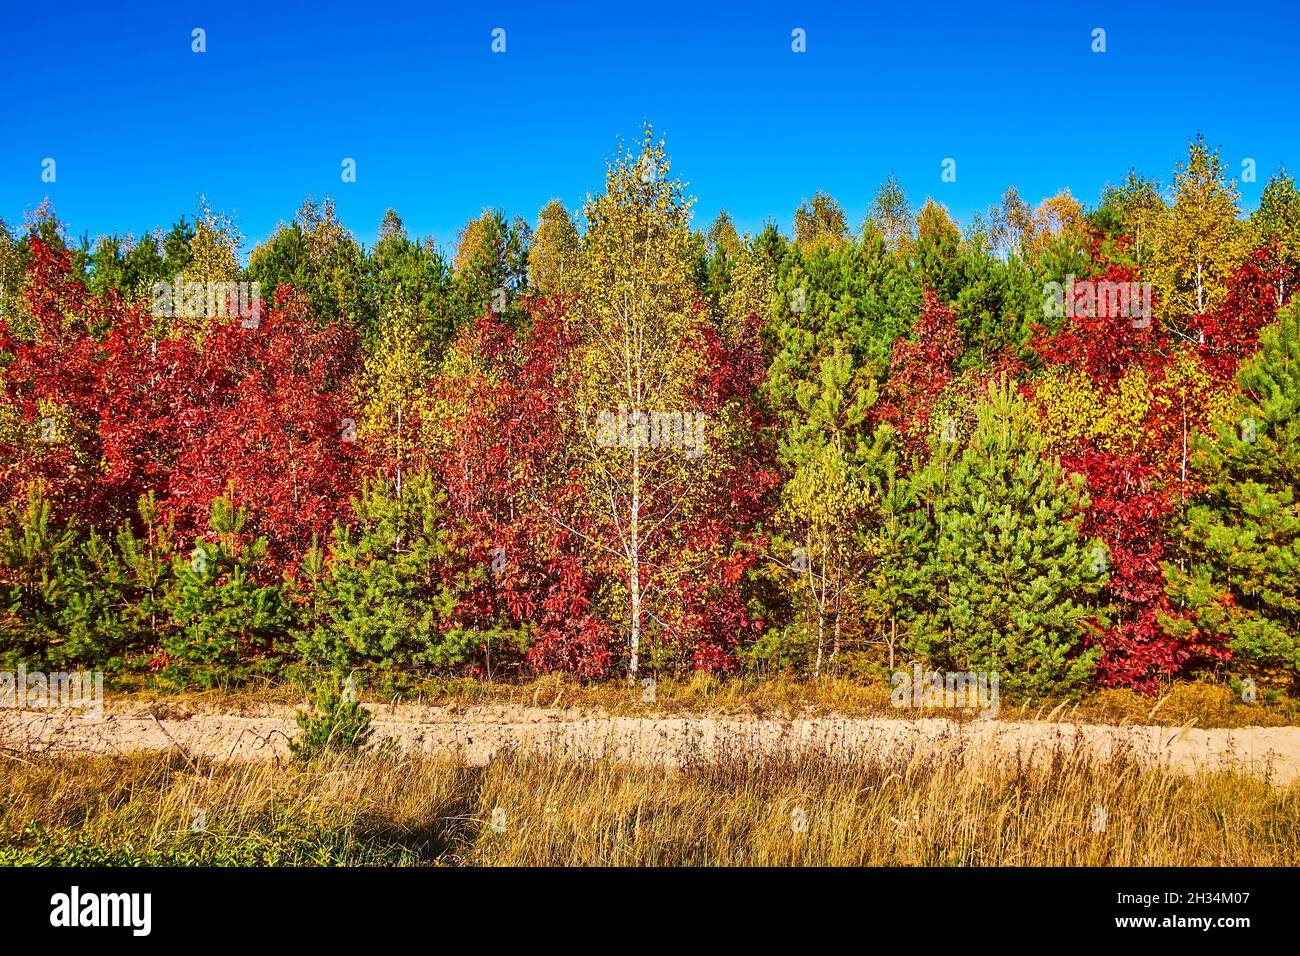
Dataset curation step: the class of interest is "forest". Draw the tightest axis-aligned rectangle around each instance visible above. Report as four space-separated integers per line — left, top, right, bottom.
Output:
1 128 1297 701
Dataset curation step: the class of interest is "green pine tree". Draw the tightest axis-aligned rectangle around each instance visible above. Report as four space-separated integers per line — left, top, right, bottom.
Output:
0 483 78 668
910 378 1104 694
293 471 522 676
162 496 289 688
857 459 927 672
1165 302 1300 684
113 494 179 663
770 344 897 675
53 493 181 672
54 526 133 670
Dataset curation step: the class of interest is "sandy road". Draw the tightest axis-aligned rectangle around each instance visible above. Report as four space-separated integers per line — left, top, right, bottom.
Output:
3 703 1300 784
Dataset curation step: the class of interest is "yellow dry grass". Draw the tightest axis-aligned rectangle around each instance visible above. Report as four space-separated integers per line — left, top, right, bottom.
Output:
3 732 1296 866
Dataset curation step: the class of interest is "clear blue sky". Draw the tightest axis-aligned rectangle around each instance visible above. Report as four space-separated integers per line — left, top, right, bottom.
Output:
3 0 1297 257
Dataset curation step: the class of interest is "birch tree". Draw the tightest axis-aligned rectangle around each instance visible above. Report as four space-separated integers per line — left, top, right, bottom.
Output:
552 129 718 678
1152 136 1248 320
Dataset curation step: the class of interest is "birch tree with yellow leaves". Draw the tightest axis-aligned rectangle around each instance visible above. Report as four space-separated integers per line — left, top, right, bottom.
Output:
1151 136 1249 320
551 130 744 678
357 297 436 497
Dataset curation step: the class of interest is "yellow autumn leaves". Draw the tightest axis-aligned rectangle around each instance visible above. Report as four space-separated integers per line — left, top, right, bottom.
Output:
1033 349 1235 481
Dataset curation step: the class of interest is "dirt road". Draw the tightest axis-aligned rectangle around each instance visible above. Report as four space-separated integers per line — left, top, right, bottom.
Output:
4 702 1299 784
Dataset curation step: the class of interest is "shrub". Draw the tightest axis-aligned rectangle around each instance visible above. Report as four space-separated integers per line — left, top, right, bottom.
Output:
290 678 374 762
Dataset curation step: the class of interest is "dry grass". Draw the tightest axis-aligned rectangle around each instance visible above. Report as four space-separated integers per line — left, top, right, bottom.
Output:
3 734 1297 866
0 749 478 865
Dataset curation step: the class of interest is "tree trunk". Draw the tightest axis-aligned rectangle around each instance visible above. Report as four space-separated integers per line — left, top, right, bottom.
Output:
628 434 641 680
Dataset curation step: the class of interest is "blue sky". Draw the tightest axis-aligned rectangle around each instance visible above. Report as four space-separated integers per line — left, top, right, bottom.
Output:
2 0 1297 257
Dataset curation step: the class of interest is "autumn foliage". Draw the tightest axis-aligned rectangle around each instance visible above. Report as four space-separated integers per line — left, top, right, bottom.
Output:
1 132 1296 696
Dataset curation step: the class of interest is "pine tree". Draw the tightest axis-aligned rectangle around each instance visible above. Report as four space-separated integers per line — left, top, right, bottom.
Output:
0 482 78 668
113 493 178 661
163 496 289 688
450 208 530 326
910 378 1105 694
777 346 883 674
1166 302 1300 682
55 526 132 669
293 472 517 675
856 458 926 672
48 493 179 672
0 482 148 670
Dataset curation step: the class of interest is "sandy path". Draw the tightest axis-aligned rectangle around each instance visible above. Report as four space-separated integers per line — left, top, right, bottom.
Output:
3 703 1299 784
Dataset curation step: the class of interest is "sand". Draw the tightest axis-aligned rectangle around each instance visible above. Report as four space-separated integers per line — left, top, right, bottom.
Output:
3 701 1300 784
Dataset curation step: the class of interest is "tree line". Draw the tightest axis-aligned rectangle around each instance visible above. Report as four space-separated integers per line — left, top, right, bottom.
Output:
1 129 1296 697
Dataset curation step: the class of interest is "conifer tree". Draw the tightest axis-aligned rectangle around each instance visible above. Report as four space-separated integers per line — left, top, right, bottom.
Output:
293 472 518 674
856 458 926 671
0 485 175 670
113 493 178 658
163 496 289 687
910 379 1104 693
55 526 132 669
0 482 77 667
776 347 883 673
1166 303 1300 681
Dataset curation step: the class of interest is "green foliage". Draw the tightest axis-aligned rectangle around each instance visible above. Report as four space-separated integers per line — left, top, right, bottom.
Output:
48 527 132 669
856 461 927 671
0 488 181 671
775 347 880 671
161 497 289 688
246 196 372 332
908 379 1105 694
0 483 79 668
450 208 530 327
767 232 919 392
0 821 400 866
111 494 179 661
85 220 196 303
369 209 457 355
741 621 817 674
5 141 1295 702
290 678 375 762
951 246 1044 362
1098 168 1164 264
1166 303 1300 678
56 495 182 671
293 472 521 673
